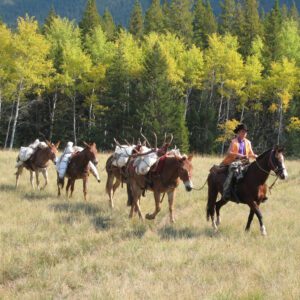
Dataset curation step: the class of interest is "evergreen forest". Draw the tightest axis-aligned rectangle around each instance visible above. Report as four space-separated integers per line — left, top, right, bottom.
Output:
0 0 300 156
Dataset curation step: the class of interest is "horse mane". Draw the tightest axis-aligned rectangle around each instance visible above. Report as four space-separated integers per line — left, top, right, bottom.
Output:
256 147 273 161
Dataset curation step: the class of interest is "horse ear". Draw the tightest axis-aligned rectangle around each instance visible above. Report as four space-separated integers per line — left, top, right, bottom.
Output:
187 154 193 161
45 139 51 147
180 155 187 161
55 141 60 149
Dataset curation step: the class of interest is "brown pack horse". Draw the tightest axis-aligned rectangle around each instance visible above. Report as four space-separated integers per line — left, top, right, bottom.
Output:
206 146 288 235
105 154 124 208
15 141 60 189
127 155 193 223
57 142 98 201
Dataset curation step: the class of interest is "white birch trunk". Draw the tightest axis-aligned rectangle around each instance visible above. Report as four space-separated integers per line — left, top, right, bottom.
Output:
49 90 58 141
184 87 192 121
9 81 23 149
277 101 283 145
73 93 77 145
4 100 15 149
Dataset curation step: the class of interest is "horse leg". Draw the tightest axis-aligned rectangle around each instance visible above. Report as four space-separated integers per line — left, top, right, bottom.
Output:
70 180 75 198
249 202 266 236
66 179 71 198
128 183 143 220
83 178 87 201
106 172 115 208
245 209 255 232
145 190 161 220
41 169 48 190
30 171 35 189
215 197 229 226
207 186 218 231
35 171 40 190
167 190 176 223
15 165 23 188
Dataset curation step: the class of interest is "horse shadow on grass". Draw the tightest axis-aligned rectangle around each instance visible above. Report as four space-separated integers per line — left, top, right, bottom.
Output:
0 183 17 193
158 225 222 240
49 202 113 231
22 191 55 201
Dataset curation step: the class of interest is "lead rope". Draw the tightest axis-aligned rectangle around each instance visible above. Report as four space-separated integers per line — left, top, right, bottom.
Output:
191 178 208 191
268 176 279 194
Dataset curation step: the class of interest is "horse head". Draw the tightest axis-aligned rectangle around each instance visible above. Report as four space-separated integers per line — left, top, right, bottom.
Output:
83 142 98 166
177 154 193 191
271 145 288 180
45 140 60 164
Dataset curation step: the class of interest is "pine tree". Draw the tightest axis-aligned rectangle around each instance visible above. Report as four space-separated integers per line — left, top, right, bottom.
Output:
137 42 189 151
79 0 102 37
263 0 282 66
129 0 144 39
193 0 217 48
43 5 57 33
167 0 193 45
219 0 236 35
240 0 262 57
144 0 164 34
289 1 299 23
102 8 116 40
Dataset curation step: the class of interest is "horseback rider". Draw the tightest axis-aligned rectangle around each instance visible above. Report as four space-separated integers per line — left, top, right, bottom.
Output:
221 123 257 201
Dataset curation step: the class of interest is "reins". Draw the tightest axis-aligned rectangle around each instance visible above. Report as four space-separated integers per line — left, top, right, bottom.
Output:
255 150 280 192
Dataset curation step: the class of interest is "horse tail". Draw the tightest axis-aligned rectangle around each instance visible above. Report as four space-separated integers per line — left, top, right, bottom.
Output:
206 174 217 222
126 183 134 207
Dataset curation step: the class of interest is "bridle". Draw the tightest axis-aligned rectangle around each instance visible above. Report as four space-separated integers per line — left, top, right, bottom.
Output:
255 149 284 177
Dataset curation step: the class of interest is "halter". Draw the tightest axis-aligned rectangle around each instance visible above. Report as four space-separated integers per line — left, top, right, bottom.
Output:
255 150 283 177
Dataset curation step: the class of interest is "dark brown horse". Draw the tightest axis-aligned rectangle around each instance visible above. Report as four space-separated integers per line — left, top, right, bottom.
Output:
206 146 288 235
57 142 98 201
127 155 193 223
15 141 60 189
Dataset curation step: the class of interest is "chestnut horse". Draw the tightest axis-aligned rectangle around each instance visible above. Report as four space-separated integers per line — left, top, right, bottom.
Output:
105 154 125 208
127 155 193 223
57 142 98 201
15 141 60 189
206 146 288 235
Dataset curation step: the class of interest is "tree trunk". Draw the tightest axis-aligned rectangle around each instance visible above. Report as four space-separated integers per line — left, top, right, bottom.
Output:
88 88 95 137
4 100 15 149
9 81 23 149
277 100 283 144
73 93 77 145
221 97 231 155
49 89 58 141
184 87 192 120
240 105 245 122
0 90 2 121
217 82 224 125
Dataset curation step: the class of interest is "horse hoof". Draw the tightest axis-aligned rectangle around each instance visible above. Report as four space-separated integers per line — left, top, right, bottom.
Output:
145 213 155 220
97 179 101 183
260 225 267 236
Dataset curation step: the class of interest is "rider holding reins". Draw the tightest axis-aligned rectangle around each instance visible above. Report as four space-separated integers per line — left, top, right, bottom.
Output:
221 123 257 201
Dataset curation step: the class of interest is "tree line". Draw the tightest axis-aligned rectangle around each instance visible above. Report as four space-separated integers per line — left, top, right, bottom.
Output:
0 0 300 156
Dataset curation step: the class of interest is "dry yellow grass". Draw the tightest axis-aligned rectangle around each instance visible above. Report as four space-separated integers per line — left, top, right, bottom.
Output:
0 150 300 299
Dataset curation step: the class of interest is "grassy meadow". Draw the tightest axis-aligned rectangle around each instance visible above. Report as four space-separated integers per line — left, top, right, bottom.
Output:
0 150 300 299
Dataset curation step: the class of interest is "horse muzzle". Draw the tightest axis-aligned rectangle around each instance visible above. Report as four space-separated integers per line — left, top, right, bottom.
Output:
279 169 288 180
184 180 193 192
